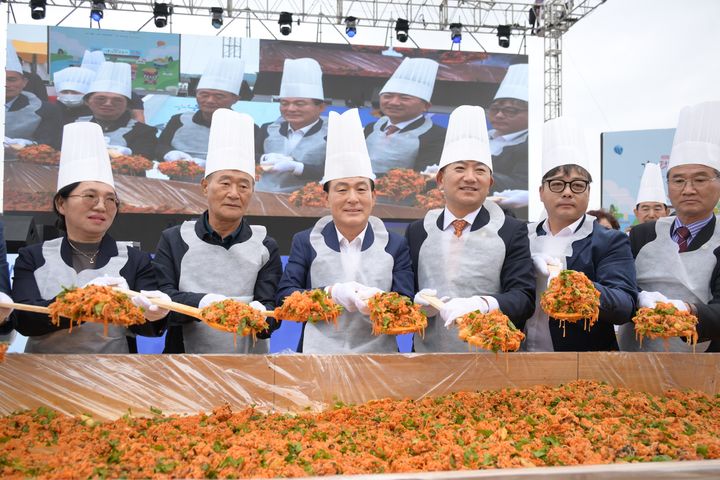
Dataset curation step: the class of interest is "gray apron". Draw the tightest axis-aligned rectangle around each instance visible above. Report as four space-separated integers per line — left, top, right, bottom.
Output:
25 238 133 354
523 215 596 352
6 92 42 140
170 112 210 163
365 116 433 174
414 201 506 352
256 118 328 193
76 115 136 147
178 221 270 353
618 217 718 352
304 216 395 353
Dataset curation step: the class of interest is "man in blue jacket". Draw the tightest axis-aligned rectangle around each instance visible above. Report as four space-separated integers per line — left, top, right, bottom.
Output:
276 108 414 353
527 116 637 351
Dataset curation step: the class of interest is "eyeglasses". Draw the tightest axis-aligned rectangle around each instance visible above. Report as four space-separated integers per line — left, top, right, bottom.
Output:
68 193 120 209
668 176 719 190
488 106 528 117
545 179 589 194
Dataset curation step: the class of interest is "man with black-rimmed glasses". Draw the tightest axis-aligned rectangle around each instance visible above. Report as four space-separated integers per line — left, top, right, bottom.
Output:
619 101 720 352
525 117 637 352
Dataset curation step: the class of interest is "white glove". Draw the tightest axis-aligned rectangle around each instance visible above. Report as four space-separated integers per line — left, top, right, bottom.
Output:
198 293 228 309
83 275 129 290
354 285 383 315
637 291 668 309
531 253 562 277
440 296 498 328
108 145 132 156
666 299 689 311
638 291 687 311
163 150 193 161
494 189 529 209
131 290 170 321
413 288 449 317
0 291 13 323
329 281 362 313
249 300 267 312
421 164 440 176
4 137 35 147
260 153 303 175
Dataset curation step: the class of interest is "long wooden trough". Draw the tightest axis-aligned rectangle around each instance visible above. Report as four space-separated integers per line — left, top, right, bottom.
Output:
1 352 719 479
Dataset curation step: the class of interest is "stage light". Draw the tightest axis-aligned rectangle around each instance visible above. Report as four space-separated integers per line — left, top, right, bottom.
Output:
153 3 172 28
395 18 409 43
90 1 105 22
210 7 223 29
344 16 357 38
449 23 462 44
29 0 46 20
497 25 511 48
278 12 293 36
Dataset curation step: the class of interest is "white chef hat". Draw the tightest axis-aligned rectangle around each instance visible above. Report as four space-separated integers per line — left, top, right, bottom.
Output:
6 41 23 74
86 62 132 99
204 108 256 180
635 163 667 206
667 101 720 173
57 122 114 191
541 116 591 177
493 64 528 102
321 109 375 185
197 58 245 95
438 105 493 171
380 58 439 103
54 67 96 94
81 50 106 73
279 58 324 100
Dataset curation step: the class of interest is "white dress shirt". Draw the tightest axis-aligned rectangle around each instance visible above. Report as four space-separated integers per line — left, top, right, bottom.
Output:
286 118 320 154
489 128 529 156
442 206 483 239
335 224 368 280
385 114 425 133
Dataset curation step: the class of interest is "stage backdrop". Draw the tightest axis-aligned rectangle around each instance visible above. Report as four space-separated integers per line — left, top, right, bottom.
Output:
601 128 674 231
5 24 528 219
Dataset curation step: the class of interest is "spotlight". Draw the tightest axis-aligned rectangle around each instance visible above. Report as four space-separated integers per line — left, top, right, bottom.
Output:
29 0 46 20
210 7 223 29
344 16 357 38
449 23 462 44
497 25 511 48
90 1 105 22
278 12 293 36
395 18 409 43
153 2 172 28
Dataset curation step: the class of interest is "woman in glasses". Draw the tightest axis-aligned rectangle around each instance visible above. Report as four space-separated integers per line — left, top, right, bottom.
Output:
11 123 169 353
524 117 637 352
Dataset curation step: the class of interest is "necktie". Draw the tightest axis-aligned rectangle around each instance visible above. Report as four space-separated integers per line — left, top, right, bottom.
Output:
451 219 469 238
676 226 691 253
385 125 400 136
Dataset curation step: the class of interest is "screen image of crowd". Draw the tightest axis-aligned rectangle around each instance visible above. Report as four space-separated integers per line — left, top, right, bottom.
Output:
4 25 529 219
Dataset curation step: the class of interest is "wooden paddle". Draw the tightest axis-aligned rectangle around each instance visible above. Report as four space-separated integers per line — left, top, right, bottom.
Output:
113 288 275 319
419 292 446 310
0 301 50 315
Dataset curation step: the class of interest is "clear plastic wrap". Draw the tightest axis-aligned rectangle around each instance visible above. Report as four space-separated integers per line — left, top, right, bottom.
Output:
1 353 718 421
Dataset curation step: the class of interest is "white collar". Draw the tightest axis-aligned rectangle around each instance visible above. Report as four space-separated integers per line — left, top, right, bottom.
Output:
542 214 585 238
442 205 483 231
335 223 368 248
288 118 320 135
489 128 528 141
387 114 425 131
